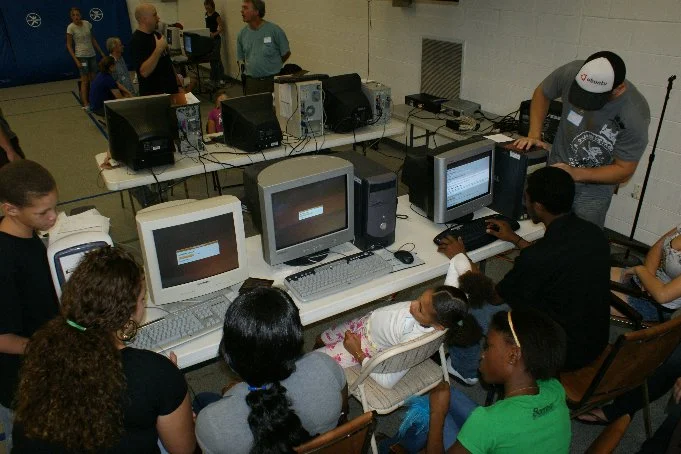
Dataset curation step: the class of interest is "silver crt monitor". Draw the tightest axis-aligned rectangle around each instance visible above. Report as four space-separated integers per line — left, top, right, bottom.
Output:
433 139 495 224
258 155 355 266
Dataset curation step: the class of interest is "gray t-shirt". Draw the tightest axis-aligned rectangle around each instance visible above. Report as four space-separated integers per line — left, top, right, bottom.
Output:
195 352 346 454
67 21 96 58
236 21 290 78
542 60 650 199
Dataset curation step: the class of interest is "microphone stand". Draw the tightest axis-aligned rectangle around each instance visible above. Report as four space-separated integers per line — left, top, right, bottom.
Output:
612 75 676 267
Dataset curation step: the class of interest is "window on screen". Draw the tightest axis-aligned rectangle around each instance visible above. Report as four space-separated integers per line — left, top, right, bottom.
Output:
152 213 239 288
272 176 347 250
446 154 491 209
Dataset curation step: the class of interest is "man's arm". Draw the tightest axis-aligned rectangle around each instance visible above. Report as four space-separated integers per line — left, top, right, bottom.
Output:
0 127 19 162
552 158 638 185
281 51 291 63
0 333 29 355
139 35 168 79
513 84 551 151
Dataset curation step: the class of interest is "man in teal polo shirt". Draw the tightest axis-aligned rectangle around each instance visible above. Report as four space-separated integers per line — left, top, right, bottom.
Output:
237 0 290 95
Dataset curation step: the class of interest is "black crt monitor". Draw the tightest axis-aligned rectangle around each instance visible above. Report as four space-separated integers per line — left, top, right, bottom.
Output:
104 94 176 170
402 137 495 224
322 73 372 133
221 93 282 153
183 32 213 59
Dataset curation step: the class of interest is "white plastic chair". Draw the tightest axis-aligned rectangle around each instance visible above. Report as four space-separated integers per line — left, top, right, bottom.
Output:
344 329 450 454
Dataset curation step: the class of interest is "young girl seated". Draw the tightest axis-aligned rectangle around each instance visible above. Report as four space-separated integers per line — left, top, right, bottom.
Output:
382 307 570 453
612 224 681 321
206 90 228 134
316 256 492 389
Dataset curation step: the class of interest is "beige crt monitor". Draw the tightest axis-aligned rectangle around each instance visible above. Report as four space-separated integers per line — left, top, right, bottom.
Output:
136 195 249 305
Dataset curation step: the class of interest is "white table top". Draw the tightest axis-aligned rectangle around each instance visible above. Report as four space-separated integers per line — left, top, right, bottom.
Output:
157 194 545 369
96 120 406 191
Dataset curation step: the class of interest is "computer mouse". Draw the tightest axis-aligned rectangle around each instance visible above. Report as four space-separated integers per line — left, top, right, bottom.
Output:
393 250 414 264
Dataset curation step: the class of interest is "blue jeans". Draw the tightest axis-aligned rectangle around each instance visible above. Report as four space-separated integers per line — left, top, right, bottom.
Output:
192 391 222 414
448 303 510 379
379 387 479 453
0 403 14 453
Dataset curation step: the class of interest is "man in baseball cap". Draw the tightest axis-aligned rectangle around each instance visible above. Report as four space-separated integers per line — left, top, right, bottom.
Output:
513 51 650 228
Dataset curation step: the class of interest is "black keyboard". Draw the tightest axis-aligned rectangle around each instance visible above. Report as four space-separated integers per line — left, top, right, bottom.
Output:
433 214 521 251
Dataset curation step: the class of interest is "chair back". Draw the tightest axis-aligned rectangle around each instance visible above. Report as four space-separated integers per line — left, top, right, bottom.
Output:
294 411 377 454
349 330 447 392
576 315 681 408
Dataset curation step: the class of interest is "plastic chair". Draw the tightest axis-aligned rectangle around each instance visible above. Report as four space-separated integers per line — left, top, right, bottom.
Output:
345 329 450 453
294 411 377 454
560 315 681 438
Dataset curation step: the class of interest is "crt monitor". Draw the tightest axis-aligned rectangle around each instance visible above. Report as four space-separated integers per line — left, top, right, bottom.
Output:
402 138 495 224
183 32 213 59
322 73 372 133
136 195 249 305
104 94 176 170
254 155 354 266
221 93 282 153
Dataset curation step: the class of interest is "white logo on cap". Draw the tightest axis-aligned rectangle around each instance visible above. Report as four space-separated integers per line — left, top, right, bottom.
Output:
575 57 614 94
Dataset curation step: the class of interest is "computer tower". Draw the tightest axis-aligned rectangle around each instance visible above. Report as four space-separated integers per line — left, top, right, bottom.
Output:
222 93 282 153
335 151 397 250
274 80 324 137
174 102 204 153
518 99 562 144
361 81 392 125
322 74 371 133
489 145 548 220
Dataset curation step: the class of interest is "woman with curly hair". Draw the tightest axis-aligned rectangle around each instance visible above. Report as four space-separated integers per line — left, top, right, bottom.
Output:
11 246 196 453
195 287 347 454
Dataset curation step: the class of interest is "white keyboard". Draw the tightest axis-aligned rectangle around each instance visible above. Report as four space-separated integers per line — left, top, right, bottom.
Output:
284 251 392 302
127 292 232 353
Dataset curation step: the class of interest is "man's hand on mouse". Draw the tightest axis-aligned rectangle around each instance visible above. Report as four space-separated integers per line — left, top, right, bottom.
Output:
437 235 466 259
486 219 522 244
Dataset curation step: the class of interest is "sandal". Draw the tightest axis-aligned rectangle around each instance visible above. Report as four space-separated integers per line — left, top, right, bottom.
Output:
576 409 610 426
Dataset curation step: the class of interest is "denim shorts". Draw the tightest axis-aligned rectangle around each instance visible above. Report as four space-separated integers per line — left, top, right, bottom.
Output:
77 55 97 75
622 274 672 322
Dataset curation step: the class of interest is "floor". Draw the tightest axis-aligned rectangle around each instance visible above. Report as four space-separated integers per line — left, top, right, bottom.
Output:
0 76 671 453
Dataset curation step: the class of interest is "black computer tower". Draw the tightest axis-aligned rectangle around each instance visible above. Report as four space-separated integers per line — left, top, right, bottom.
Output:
489 145 548 220
335 151 397 250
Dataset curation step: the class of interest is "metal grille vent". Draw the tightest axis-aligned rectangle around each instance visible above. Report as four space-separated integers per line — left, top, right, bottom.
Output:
420 38 462 99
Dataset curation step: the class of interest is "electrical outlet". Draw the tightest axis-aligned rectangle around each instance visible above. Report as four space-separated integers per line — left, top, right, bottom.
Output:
631 184 643 200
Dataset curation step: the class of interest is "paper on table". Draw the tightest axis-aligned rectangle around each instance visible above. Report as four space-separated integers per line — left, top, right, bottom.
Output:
483 133 514 143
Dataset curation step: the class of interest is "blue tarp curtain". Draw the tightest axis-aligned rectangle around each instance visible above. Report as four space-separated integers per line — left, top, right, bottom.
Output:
0 0 132 88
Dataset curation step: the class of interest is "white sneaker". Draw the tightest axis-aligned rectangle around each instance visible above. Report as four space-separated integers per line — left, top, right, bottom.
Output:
447 362 478 385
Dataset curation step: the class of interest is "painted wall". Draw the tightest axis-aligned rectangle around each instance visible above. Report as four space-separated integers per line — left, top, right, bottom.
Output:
128 0 681 245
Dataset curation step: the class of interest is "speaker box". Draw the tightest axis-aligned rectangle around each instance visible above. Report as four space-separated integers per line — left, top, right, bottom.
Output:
490 145 547 220
334 151 397 250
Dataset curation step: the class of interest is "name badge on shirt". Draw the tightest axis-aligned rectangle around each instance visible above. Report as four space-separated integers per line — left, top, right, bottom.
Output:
567 110 583 127
264 36 272 44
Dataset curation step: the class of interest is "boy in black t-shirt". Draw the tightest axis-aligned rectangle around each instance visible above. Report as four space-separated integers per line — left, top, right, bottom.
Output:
0 160 60 450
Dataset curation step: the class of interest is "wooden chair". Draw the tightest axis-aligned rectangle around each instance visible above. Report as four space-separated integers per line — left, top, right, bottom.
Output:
560 315 681 438
345 329 450 453
585 414 632 454
294 411 377 454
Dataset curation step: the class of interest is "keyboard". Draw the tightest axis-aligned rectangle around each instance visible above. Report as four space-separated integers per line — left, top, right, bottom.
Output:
274 73 329 84
284 251 392 302
433 214 521 251
127 292 232 353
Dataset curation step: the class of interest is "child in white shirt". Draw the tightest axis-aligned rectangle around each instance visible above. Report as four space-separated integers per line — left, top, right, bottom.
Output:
316 254 492 388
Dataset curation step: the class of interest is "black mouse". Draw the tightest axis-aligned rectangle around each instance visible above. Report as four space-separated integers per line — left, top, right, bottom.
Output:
393 250 414 264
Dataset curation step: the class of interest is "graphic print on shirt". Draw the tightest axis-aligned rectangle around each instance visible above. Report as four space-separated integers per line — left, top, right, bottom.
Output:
568 121 620 168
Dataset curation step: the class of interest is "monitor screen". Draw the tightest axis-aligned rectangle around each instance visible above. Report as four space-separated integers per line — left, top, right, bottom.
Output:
446 152 492 209
136 196 249 305
183 34 192 53
256 155 354 265
272 175 347 250
152 213 239 288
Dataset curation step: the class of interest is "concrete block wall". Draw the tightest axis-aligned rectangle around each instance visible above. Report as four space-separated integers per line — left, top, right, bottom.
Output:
129 0 681 245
